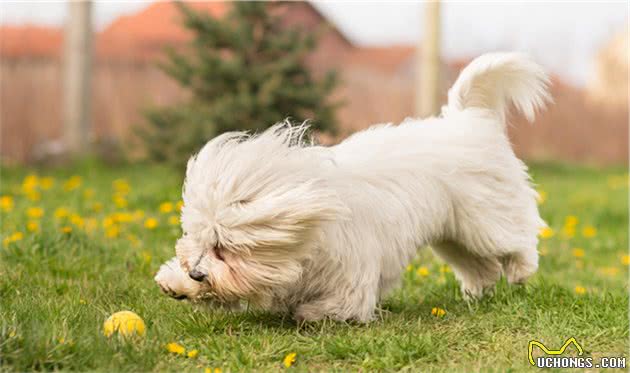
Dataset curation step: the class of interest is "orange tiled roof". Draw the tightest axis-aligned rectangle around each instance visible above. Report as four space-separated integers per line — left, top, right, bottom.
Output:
97 1 227 60
0 25 63 58
0 0 415 73
0 2 227 61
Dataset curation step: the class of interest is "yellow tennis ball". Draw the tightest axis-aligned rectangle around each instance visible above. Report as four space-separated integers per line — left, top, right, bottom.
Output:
103 311 146 338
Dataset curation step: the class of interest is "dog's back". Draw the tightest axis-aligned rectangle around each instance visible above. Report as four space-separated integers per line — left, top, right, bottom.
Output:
326 53 551 302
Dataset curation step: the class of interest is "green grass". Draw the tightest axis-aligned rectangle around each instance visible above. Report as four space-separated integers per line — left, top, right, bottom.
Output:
1 160 628 372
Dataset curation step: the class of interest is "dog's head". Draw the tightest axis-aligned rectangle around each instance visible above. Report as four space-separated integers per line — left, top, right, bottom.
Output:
176 124 348 305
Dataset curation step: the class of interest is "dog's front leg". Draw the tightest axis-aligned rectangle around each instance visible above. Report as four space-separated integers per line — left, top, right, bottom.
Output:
154 257 202 300
294 297 376 323
294 280 379 323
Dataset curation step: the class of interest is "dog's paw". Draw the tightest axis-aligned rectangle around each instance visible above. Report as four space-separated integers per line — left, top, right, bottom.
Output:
157 282 188 300
460 280 496 301
294 302 332 323
154 257 199 300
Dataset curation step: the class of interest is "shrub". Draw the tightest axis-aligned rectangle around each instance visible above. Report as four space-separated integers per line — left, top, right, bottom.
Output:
141 2 340 169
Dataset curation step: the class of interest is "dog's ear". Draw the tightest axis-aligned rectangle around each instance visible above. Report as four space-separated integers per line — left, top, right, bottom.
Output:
216 179 350 252
181 123 349 252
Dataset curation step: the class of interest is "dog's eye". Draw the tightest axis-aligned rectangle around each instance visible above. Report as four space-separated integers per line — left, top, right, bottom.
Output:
232 199 250 207
213 245 225 261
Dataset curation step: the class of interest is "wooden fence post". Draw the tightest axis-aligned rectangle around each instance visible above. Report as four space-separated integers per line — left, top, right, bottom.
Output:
416 0 441 118
63 0 93 154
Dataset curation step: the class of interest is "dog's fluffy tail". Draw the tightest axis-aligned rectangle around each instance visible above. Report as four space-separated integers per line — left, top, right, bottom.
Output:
443 52 551 125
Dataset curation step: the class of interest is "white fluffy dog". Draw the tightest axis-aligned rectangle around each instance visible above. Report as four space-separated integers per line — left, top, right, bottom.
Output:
155 52 551 322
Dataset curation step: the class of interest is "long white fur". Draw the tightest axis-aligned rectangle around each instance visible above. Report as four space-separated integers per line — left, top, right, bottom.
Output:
155 52 551 322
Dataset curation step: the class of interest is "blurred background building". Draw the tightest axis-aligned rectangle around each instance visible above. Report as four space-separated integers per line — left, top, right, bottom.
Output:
1 1 628 165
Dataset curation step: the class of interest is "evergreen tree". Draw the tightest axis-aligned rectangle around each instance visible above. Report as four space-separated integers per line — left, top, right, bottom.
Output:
141 2 340 168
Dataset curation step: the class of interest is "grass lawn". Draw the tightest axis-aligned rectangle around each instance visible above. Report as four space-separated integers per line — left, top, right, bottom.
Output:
1 160 628 372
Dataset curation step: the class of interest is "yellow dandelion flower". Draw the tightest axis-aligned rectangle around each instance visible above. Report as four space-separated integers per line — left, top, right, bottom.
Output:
91 202 103 213
112 178 128 187
561 225 575 239
416 266 429 277
113 195 128 209
61 226 72 234
102 216 115 228
127 234 139 244
26 191 41 201
406 264 413 272
70 214 84 228
54 207 70 219
85 218 98 233
39 177 54 190
539 226 554 239
582 226 597 238
132 209 145 221
58 337 74 345
168 215 180 226
113 179 130 194
622 255 630 266
166 342 185 355
572 248 585 258
205 368 222 373
176 200 184 211
283 352 297 368
105 226 120 238
112 212 133 223
144 218 158 229
3 231 24 246
25 207 44 218
0 195 14 212
431 307 446 317
141 251 152 264
439 265 451 273
159 202 173 214
536 190 547 204
187 349 198 358
63 176 82 191
27 221 39 232
599 267 619 277
22 174 38 191
574 286 586 295
564 215 578 227
83 188 95 199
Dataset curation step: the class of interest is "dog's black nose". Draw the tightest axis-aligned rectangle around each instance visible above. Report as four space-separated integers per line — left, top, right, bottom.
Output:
188 269 206 282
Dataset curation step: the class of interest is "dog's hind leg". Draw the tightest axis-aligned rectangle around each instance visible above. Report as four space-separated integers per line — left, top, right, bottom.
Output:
431 242 502 300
